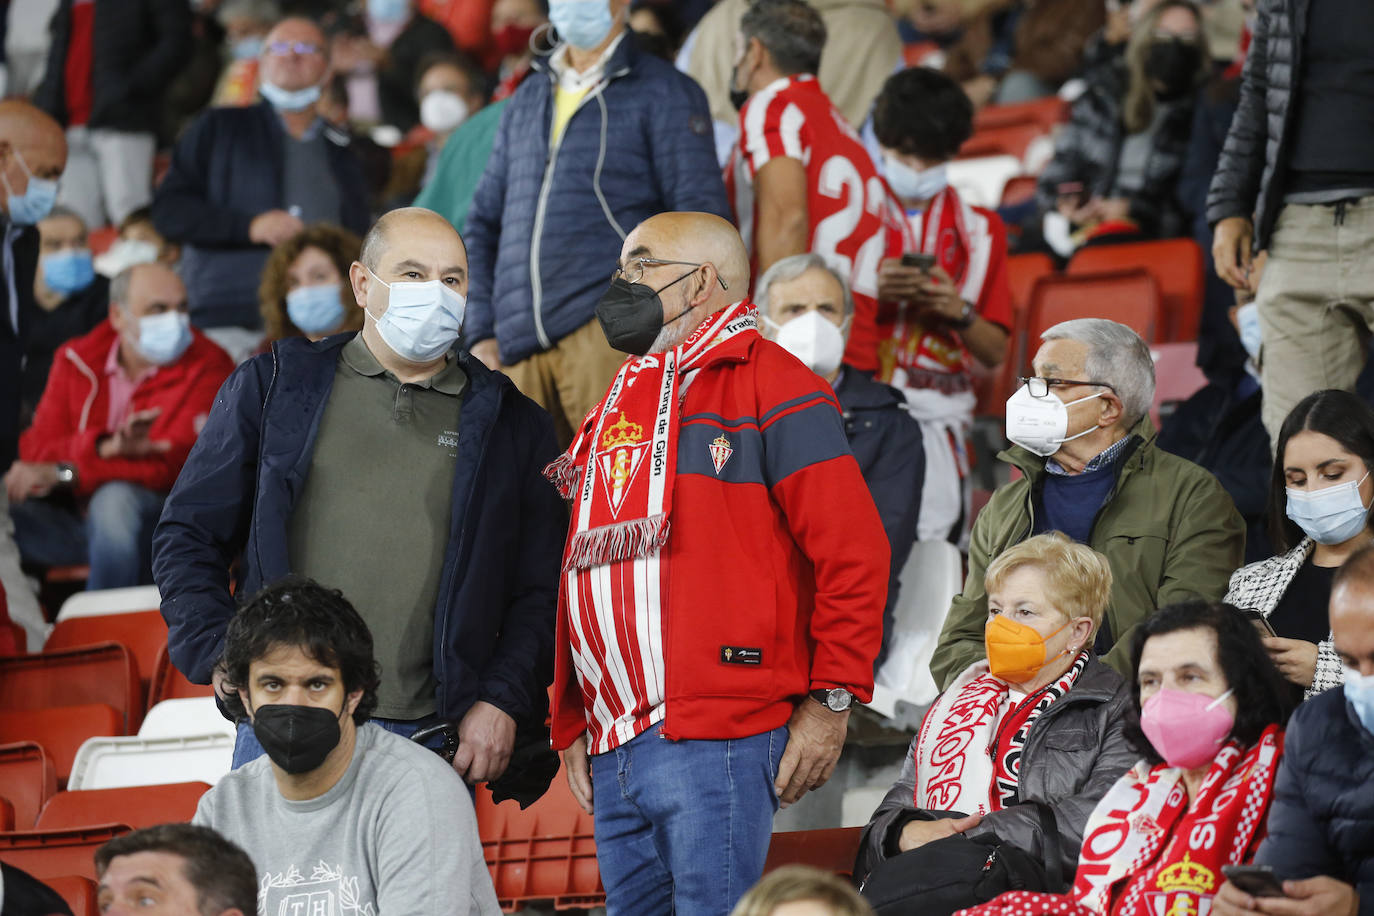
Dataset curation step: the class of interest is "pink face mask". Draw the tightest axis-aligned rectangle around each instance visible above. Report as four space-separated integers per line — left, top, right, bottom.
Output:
1140 687 1235 769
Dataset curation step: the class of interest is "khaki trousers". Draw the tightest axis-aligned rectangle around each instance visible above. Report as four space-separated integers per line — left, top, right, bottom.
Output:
1257 198 1374 444
502 317 628 447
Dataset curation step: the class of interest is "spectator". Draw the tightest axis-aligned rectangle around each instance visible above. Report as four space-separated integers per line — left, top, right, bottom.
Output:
162 0 228 143
464 0 729 445
1037 1 1212 246
153 17 369 362
197 578 501 914
211 0 278 108
384 51 488 205
871 65 1013 544
95 824 257 916
488 0 548 102
6 263 233 589
1214 544 1374 916
931 319 1244 687
628 0 684 59
333 0 455 133
153 209 563 788
549 212 888 916
756 253 923 670
25 205 109 429
417 0 498 65
4 0 60 99
33 0 191 229
963 600 1292 916
258 223 364 342
95 206 181 279
857 534 1135 889
1224 389 1374 699
0 100 66 654
1210 0 1374 446
731 866 874 916
727 0 904 377
2 862 75 916
316 74 393 210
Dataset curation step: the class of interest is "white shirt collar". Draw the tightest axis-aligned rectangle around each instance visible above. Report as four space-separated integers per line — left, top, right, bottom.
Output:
549 31 626 92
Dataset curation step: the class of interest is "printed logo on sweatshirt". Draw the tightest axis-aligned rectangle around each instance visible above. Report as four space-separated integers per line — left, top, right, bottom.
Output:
260 861 375 916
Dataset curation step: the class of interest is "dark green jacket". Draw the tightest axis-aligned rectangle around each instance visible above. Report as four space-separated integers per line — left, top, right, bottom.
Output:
932 417 1245 688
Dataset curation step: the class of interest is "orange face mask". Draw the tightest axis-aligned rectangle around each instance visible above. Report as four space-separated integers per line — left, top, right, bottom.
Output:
984 614 1070 683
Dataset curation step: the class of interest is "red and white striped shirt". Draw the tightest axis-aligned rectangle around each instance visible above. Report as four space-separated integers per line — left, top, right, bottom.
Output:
726 74 907 373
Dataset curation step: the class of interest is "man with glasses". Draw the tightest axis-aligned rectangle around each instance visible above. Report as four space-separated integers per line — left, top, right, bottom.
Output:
930 318 1244 688
152 17 370 361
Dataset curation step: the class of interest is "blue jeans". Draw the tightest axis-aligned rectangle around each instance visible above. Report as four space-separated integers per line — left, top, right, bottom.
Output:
10 481 163 588
590 722 788 916
231 714 449 768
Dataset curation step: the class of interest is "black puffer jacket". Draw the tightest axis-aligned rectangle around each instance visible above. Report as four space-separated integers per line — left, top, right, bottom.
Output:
1254 687 1374 913
1205 0 1302 249
856 657 1136 883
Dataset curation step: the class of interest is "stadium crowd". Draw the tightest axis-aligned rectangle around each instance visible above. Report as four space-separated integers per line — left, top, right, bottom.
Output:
0 0 1371 914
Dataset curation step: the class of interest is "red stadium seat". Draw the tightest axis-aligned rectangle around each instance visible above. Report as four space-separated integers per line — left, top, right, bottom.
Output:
1067 239 1205 342
0 705 123 785
37 782 210 831
0 643 141 733
1025 269 1161 365
87 225 119 257
45 875 99 916
763 827 864 878
1000 174 1039 208
973 253 1054 418
0 742 58 830
1150 341 1209 428
46 610 167 706
147 643 214 707
974 97 1070 133
959 123 1045 162
0 824 130 881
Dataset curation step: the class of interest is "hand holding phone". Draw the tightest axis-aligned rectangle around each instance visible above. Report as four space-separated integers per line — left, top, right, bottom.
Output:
1243 609 1277 638
901 252 936 271
1222 865 1286 899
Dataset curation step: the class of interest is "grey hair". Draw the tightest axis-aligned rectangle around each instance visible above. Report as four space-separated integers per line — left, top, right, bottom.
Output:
217 0 280 26
41 204 86 228
740 0 826 77
110 266 135 310
1041 318 1155 427
756 253 854 320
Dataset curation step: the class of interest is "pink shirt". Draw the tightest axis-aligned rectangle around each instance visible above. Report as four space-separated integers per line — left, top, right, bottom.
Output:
104 339 157 432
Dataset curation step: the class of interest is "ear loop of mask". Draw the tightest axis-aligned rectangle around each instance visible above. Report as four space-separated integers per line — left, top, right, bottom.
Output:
1206 688 1235 709
1047 390 1107 447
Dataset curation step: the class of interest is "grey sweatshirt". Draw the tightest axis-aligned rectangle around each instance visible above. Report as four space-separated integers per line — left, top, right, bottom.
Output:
195 722 501 916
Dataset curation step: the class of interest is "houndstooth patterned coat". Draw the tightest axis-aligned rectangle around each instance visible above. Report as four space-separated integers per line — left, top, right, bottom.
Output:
1223 538 1345 698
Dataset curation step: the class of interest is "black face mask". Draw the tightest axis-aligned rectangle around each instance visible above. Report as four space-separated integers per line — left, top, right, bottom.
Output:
729 63 750 112
595 270 699 355
1145 38 1201 101
251 703 344 775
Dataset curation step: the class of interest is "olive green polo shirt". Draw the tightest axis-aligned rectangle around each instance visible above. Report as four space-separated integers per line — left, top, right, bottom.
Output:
287 335 466 719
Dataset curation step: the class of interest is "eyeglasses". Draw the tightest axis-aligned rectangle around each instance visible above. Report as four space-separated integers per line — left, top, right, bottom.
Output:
614 257 729 290
1018 376 1117 398
264 40 323 57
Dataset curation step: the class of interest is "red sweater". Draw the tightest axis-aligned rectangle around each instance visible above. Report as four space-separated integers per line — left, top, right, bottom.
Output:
551 333 889 748
20 321 233 498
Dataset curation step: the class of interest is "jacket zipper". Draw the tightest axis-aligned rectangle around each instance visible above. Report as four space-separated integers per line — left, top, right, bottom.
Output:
251 347 281 582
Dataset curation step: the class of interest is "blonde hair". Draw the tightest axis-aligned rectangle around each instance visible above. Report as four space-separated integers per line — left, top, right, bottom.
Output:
984 533 1113 632
1122 0 1211 134
729 867 874 916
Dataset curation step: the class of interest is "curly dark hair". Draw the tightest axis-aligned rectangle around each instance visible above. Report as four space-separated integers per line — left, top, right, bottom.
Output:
1125 600 1293 764
872 66 974 163
1268 388 1374 552
257 222 363 342
96 824 259 916
221 577 381 726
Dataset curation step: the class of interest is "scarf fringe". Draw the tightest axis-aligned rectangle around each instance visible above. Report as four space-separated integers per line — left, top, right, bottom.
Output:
563 515 671 571
543 452 581 499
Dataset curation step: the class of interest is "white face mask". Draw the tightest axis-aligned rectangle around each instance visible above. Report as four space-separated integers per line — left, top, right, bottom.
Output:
766 310 848 378
97 238 161 277
1004 383 1104 457
365 267 466 363
419 90 469 133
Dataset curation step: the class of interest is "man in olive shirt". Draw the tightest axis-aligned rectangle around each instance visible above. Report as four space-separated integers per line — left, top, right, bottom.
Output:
153 208 564 784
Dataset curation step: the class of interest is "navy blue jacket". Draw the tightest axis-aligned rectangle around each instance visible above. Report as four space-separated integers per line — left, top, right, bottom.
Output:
152 103 370 331
1256 687 1374 913
464 31 730 365
151 335 565 724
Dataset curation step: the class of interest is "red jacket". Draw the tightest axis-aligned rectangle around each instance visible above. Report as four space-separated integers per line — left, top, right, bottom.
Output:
20 320 233 498
551 332 889 748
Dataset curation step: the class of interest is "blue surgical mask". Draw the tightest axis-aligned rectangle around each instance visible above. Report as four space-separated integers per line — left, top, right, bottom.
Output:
1286 472 1372 546
135 311 194 366
1345 668 1374 734
42 248 96 295
2 149 59 226
286 283 346 335
259 80 321 112
883 155 948 203
367 0 410 23
232 35 264 60
365 267 466 362
1236 302 1261 361
549 0 615 50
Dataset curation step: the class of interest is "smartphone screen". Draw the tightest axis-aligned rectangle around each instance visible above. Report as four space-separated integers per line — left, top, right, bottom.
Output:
1222 866 1285 899
901 252 936 271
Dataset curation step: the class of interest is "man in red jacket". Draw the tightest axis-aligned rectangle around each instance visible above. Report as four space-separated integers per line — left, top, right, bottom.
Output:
546 210 887 916
4 262 232 589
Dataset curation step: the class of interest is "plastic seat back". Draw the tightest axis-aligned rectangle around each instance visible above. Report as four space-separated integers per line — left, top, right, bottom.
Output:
1025 269 1161 353
147 643 214 707
945 154 1021 208
0 706 122 786
56 586 161 621
0 742 58 829
45 875 100 916
139 697 236 739
0 643 141 734
869 541 963 719
0 824 131 880
1068 239 1205 341
959 123 1045 163
46 610 167 704
972 252 1053 417
37 782 210 831
1150 341 1209 428
973 97 1069 133
67 734 233 790
763 827 864 879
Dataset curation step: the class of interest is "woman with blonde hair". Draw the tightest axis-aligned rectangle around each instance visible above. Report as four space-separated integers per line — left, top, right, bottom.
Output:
731 866 873 916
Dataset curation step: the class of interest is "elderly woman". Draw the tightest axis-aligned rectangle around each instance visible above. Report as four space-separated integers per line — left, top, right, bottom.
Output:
858 533 1136 886
258 223 364 343
960 600 1292 916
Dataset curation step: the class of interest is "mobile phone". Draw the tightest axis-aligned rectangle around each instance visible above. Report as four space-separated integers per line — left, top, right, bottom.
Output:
1243 609 1277 638
1222 865 1286 899
901 252 936 271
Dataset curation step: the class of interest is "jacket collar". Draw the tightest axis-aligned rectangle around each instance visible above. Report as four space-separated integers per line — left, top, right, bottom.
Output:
532 26 640 83
836 367 904 411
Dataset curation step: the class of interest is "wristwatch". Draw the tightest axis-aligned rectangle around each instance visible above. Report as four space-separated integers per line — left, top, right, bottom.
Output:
810 687 853 712
54 463 77 487
951 299 976 330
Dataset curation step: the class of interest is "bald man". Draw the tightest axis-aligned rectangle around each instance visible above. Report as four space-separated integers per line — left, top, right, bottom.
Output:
152 17 369 360
7 262 232 592
546 211 888 915
154 208 565 791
